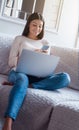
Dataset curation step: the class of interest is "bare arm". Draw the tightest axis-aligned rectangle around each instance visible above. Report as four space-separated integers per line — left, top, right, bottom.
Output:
35 46 51 55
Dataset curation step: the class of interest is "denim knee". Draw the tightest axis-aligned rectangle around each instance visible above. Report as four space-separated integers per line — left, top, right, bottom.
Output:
16 72 28 82
8 70 16 83
8 70 29 85
60 72 71 86
15 73 29 90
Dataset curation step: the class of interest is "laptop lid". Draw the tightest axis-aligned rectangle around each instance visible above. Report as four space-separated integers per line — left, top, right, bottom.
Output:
16 49 60 77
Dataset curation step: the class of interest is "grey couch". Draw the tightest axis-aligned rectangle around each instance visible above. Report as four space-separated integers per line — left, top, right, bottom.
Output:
0 33 79 130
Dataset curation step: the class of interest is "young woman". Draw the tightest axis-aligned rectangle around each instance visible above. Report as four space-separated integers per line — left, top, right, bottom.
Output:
2 12 70 130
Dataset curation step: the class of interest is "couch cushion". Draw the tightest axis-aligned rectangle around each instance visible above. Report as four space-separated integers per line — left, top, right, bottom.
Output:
0 33 14 75
48 105 79 130
0 86 79 130
0 74 8 84
51 46 79 90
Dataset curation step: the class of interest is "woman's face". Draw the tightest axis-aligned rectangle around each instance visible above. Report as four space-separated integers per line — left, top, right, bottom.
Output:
28 19 43 39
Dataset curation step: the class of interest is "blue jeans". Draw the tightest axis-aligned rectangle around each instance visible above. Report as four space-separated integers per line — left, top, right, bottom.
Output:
5 70 70 120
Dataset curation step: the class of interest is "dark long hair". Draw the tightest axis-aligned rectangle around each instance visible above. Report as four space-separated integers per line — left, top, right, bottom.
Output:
22 12 45 39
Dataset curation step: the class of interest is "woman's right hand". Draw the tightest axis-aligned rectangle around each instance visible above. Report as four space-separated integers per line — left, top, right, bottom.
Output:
35 49 48 54
35 49 42 53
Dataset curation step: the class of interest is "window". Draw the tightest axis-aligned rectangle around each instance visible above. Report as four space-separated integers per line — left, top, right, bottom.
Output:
43 0 63 31
0 0 63 32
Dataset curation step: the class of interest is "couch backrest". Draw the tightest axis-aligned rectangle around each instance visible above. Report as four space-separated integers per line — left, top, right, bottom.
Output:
0 34 14 75
51 46 79 90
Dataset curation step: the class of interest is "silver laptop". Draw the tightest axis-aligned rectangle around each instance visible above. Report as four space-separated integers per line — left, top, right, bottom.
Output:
16 49 60 77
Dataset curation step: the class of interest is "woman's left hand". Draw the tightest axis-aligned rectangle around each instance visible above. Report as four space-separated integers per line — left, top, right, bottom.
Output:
35 49 48 54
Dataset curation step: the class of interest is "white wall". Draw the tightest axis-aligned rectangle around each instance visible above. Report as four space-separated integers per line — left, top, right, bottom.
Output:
0 0 78 48
0 16 25 36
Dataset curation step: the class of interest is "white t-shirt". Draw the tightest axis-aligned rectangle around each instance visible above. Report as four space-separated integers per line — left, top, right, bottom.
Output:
8 35 50 69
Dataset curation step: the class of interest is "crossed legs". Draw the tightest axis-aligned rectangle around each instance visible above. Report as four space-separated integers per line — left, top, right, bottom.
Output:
2 70 70 130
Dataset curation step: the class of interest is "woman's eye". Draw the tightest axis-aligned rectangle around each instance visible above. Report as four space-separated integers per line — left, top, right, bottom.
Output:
32 24 42 29
39 26 42 28
33 24 37 26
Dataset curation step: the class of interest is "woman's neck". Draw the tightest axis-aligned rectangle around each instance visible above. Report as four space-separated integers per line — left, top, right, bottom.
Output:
27 34 38 40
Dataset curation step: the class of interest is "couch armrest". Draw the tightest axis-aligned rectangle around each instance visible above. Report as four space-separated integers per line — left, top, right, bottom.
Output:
0 34 14 75
51 46 79 90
